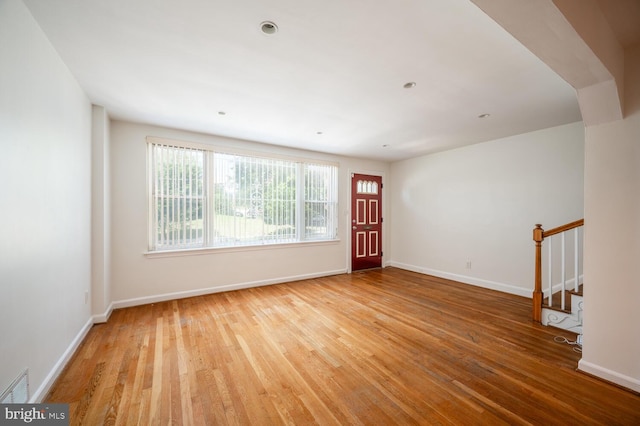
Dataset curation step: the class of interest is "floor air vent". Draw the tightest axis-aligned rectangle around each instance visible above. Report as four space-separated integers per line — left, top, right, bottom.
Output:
0 369 29 403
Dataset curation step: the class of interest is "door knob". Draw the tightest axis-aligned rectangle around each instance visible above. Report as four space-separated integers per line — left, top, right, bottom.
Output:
352 226 357 230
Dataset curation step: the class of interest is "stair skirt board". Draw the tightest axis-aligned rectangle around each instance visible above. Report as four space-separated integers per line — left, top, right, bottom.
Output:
541 296 583 333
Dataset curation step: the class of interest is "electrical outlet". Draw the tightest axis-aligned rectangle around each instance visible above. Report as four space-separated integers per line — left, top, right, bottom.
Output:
466 261 472 269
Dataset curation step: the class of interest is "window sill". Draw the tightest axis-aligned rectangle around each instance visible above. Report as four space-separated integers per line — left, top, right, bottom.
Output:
144 239 341 259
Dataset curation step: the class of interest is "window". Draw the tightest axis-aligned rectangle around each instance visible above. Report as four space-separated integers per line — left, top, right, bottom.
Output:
148 138 338 251
356 179 378 194
149 144 205 250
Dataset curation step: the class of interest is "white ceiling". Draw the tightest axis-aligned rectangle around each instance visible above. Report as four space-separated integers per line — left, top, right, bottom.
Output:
24 0 584 161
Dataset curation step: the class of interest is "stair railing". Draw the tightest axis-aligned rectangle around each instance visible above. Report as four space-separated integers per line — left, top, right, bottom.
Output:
532 219 584 323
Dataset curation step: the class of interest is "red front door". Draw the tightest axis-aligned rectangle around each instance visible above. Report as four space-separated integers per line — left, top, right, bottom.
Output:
351 173 382 271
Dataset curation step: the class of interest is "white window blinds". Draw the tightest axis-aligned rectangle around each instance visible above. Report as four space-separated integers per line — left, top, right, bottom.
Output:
148 139 338 251
303 163 338 241
149 143 205 250
211 153 297 246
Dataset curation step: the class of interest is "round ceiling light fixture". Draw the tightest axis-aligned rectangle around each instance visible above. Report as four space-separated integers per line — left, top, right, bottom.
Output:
478 113 491 118
260 21 278 35
403 82 416 89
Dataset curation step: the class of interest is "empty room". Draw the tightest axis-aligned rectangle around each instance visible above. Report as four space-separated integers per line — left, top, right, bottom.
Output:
1 0 639 424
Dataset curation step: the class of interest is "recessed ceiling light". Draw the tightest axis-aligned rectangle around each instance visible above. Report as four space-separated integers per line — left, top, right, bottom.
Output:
403 82 416 89
382 144 390 148
260 21 278 35
218 111 226 115
478 113 491 118
316 131 323 135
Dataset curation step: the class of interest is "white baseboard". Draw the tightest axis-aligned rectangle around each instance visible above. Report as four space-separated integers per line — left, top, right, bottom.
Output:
113 268 348 310
92 302 114 324
30 317 94 403
578 359 640 393
32 269 347 402
387 261 531 298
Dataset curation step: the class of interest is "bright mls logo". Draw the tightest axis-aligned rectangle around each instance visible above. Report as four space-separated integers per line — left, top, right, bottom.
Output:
0 404 68 425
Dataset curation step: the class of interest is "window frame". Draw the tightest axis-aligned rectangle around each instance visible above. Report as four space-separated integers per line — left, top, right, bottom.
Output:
145 137 339 256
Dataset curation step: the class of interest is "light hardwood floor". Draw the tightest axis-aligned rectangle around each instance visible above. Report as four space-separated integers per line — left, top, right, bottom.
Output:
46 267 640 425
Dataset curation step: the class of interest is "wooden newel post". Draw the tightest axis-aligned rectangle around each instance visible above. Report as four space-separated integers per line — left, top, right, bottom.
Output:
532 224 544 323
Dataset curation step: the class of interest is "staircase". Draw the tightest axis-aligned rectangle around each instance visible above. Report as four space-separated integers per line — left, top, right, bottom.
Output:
532 220 584 335
541 285 583 334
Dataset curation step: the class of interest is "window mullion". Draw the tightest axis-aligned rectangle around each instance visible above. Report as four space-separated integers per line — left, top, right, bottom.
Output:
181 149 186 247
188 149 193 245
274 159 279 243
296 163 304 241
205 151 213 247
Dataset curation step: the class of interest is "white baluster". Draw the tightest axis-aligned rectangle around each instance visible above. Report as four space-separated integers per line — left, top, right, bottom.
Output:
548 236 553 306
574 228 580 291
561 232 566 310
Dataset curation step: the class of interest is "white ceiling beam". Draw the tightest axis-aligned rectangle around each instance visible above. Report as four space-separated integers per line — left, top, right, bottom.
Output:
471 0 624 125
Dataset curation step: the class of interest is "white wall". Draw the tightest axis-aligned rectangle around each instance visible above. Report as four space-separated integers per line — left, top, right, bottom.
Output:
91 105 112 321
388 122 585 296
580 43 640 392
110 121 388 305
0 0 92 401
